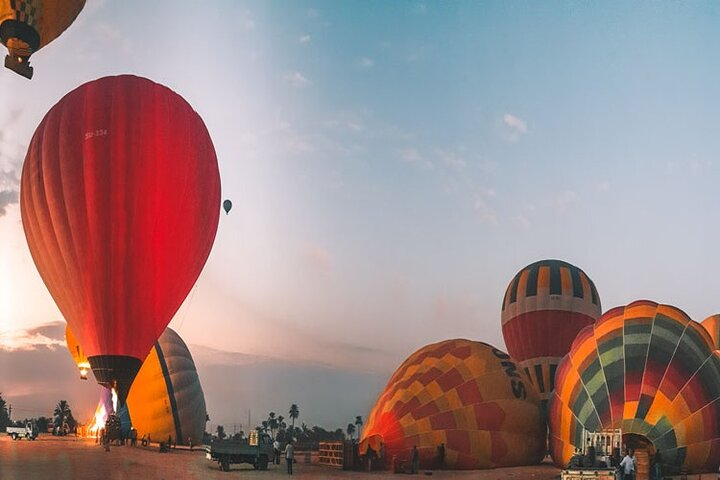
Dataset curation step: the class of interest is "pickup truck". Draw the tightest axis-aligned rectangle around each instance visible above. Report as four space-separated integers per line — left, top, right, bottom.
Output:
6 424 38 441
205 434 274 472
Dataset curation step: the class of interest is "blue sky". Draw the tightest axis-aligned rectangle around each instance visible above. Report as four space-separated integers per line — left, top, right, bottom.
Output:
3 1 720 424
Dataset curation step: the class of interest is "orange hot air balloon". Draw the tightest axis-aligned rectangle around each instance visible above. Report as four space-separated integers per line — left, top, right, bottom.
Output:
65 324 90 380
21 75 221 405
360 339 545 470
0 0 85 78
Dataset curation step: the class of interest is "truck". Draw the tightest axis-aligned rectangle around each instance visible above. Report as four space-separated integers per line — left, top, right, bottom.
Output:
205 433 274 472
6 422 38 441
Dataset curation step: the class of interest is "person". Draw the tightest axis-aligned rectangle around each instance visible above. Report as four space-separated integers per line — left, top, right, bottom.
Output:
619 449 635 480
366 446 376 472
651 451 663 480
411 445 419 474
273 439 281 464
188 436 193 451
379 442 385 469
141 434 147 447
285 440 295 475
436 443 445 469
168 435 173 450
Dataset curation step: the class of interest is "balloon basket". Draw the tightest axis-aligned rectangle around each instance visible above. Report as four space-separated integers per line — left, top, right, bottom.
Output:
4 55 33 79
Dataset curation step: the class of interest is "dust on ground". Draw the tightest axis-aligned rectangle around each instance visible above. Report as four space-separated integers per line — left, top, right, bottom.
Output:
0 434 561 480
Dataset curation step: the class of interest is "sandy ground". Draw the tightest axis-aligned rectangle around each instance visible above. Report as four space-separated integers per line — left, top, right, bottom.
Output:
0 434 562 480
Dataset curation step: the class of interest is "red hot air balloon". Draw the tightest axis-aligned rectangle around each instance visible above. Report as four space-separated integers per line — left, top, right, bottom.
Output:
501 259 602 405
21 75 220 404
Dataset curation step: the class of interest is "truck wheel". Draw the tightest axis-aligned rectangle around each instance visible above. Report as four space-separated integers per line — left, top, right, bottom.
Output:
220 459 230 472
259 455 269 470
11 433 18 440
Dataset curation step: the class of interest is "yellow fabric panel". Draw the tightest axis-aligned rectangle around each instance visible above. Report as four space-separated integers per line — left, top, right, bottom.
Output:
537 266 550 291
37 0 85 49
65 324 88 367
126 347 176 441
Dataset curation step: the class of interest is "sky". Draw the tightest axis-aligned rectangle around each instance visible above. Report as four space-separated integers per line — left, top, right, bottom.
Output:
3 1 720 429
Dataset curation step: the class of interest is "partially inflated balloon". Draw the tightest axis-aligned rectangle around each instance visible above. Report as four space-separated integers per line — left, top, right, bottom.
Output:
126 328 206 445
501 259 601 405
701 315 720 349
65 325 90 380
21 75 221 404
360 339 545 470
549 300 720 473
0 0 85 78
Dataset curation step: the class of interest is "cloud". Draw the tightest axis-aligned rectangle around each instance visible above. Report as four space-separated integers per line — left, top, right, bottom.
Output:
303 245 334 277
513 214 531 231
299 34 311 44
501 113 528 142
285 71 310 88
434 148 467 169
357 57 374 69
0 321 66 352
397 148 433 170
554 190 577 214
473 189 498 225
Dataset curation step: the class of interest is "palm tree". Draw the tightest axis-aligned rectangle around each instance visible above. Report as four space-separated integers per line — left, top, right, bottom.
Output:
355 416 363 439
346 423 356 441
289 404 299 430
53 400 75 432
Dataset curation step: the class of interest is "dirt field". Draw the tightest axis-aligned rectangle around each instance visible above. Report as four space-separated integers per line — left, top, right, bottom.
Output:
0 434 562 480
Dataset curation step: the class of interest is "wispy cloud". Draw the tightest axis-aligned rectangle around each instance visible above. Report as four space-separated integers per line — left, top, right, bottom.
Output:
501 113 528 142
357 57 374 69
0 167 19 217
0 321 65 352
554 190 577 214
473 188 498 225
435 148 467 169
397 148 433 170
299 34 311 44
286 71 311 88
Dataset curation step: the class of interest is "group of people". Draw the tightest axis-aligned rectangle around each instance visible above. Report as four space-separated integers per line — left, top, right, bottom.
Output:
271 438 296 475
617 449 663 480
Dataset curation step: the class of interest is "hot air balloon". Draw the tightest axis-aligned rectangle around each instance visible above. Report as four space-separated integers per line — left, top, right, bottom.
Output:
360 339 545 470
125 328 207 446
21 75 221 405
701 315 720 349
222 199 232 215
1 0 85 78
501 259 602 406
549 300 720 474
65 324 90 380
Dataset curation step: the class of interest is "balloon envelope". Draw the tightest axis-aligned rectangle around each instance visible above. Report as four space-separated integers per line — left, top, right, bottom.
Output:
361 339 545 470
701 314 720 349
21 75 221 403
126 328 207 445
222 199 232 214
65 324 90 380
549 300 720 473
501 259 602 404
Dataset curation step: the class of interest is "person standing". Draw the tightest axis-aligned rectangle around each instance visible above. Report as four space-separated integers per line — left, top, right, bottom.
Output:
285 440 295 475
436 443 445 469
273 439 281 464
619 449 635 480
411 445 419 474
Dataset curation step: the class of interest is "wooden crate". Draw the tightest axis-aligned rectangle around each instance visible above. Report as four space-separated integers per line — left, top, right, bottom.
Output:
318 442 344 469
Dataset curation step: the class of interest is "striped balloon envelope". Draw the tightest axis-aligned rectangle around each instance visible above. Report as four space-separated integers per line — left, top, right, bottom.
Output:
549 300 720 473
360 339 545 470
701 315 720 349
126 328 207 446
501 259 602 405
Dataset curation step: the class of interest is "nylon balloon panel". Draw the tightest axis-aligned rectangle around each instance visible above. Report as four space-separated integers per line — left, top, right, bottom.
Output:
549 300 720 473
362 339 545 470
701 315 720 349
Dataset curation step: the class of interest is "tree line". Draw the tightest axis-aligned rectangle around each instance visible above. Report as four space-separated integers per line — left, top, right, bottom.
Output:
0 392 77 434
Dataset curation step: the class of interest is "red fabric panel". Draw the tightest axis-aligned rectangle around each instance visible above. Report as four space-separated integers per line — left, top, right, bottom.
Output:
21 75 220 361
503 310 596 360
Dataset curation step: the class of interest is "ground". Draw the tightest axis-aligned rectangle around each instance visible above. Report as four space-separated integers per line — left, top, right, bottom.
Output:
0 434 562 480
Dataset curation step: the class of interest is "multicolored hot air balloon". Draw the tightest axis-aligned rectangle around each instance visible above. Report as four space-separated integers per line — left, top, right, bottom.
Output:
126 328 207 445
360 339 545 470
501 259 602 405
65 324 90 380
701 315 720 349
0 0 85 78
21 75 221 405
549 300 720 474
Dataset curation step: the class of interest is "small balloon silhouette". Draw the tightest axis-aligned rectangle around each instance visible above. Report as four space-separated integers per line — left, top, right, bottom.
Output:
223 199 232 214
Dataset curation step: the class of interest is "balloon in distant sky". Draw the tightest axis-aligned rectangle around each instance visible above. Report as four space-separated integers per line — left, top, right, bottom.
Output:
21 75 221 405
65 324 90 380
126 328 207 446
0 0 85 78
501 259 602 406
549 300 720 473
360 339 545 470
222 199 232 214
701 314 720 349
